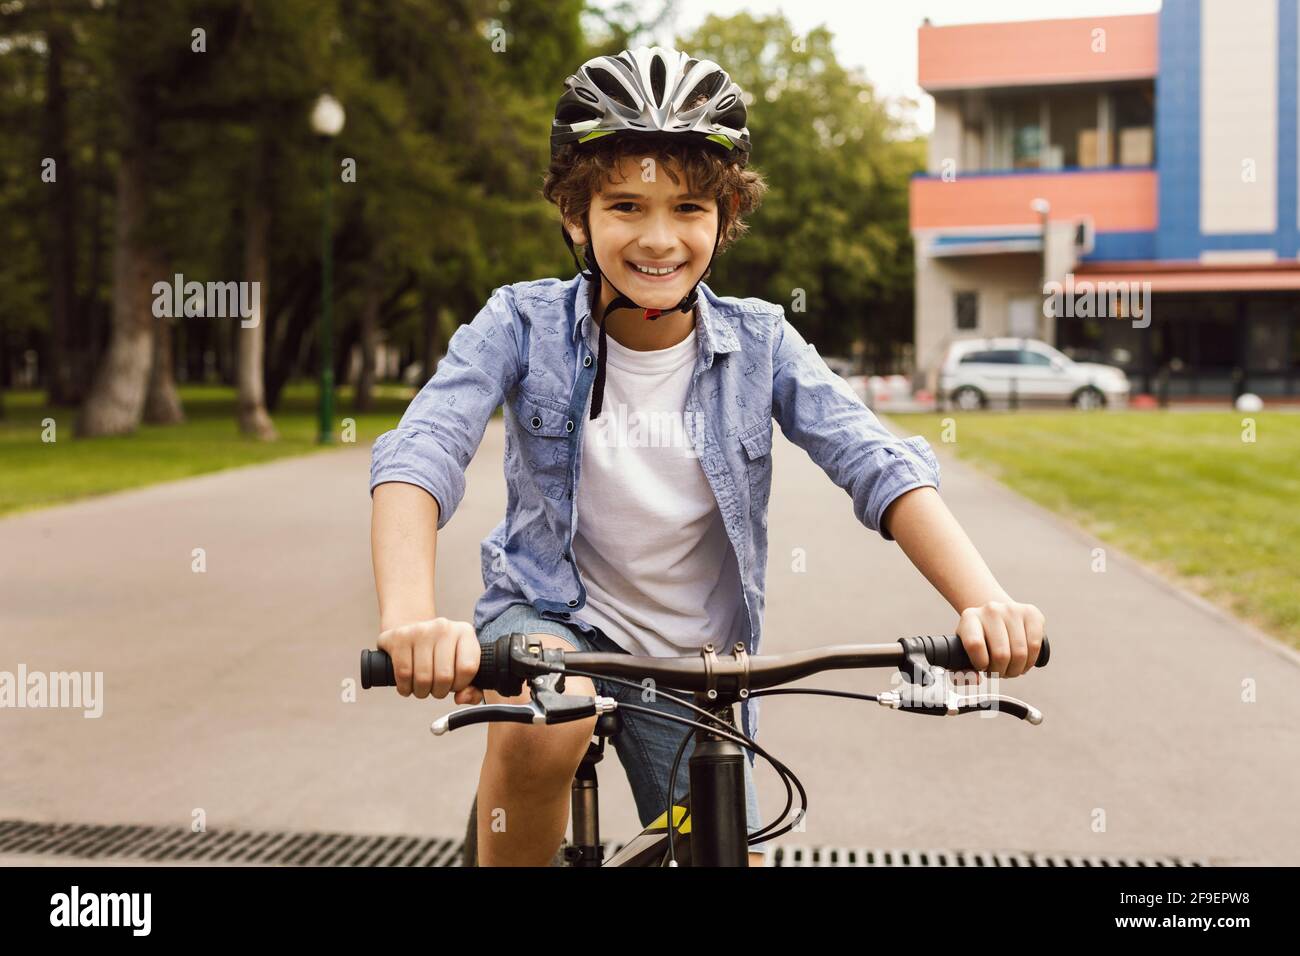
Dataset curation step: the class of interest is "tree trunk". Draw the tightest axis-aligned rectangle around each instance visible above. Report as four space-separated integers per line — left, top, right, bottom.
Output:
143 290 184 424
43 22 79 407
78 112 109 403
76 121 157 437
265 282 318 411
237 143 277 440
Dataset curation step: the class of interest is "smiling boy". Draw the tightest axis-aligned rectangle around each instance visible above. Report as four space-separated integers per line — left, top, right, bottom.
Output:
369 46 1046 867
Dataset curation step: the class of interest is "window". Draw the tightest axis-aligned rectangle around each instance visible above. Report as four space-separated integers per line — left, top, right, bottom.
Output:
1114 86 1155 167
960 350 1019 364
955 291 978 330
1019 351 1054 366
1047 91 1098 169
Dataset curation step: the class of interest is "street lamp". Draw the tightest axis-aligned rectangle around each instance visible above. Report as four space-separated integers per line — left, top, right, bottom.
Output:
311 93 345 444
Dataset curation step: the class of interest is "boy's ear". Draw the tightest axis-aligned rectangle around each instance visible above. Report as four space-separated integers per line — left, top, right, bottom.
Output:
563 216 588 246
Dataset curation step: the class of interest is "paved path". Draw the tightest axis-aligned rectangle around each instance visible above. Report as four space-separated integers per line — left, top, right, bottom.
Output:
2 419 1296 864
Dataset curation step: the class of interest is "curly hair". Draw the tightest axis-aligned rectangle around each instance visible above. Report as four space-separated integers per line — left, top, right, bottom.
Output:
542 132 767 256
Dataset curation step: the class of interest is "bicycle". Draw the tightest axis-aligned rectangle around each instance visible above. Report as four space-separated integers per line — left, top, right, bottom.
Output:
360 631 1051 867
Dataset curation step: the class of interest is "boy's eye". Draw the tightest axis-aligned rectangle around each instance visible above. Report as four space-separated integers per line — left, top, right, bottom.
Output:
607 201 708 213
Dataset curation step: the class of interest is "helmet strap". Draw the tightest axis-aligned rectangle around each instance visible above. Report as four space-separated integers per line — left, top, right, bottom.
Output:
575 214 725 421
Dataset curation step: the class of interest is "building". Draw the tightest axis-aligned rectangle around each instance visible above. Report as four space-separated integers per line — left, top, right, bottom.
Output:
911 0 1300 398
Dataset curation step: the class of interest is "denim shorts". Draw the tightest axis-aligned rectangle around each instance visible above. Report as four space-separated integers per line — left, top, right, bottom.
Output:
477 602 768 855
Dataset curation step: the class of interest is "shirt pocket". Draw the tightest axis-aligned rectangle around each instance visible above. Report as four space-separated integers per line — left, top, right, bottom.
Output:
511 386 573 500
737 418 773 515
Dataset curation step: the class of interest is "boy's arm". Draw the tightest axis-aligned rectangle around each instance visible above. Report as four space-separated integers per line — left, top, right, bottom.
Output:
367 286 522 703
371 482 440 630
769 312 1044 678
883 486 1045 678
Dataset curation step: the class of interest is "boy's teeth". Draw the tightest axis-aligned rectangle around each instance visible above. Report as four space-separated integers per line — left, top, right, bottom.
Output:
631 263 681 275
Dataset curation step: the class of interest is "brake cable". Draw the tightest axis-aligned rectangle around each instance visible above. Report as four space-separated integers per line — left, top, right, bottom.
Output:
564 669 806 858
616 702 808 865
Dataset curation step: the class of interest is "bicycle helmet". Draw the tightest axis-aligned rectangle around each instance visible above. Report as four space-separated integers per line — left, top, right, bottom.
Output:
550 45 752 420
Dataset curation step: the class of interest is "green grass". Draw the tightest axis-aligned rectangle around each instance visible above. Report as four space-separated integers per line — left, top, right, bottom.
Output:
890 411 1300 648
0 383 427 517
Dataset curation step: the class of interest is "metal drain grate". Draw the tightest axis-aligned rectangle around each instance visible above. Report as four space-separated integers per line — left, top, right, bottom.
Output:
769 845 1207 867
0 819 464 867
0 821 1207 867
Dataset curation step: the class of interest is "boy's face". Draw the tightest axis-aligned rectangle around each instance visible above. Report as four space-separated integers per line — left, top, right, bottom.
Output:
567 154 720 310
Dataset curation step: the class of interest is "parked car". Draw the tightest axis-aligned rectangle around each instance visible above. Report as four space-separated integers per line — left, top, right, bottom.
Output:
937 338 1130 410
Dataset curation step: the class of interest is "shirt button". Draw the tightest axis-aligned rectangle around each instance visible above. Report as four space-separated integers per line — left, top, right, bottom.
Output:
583 355 593 368
565 420 574 433
531 416 542 429
567 599 578 607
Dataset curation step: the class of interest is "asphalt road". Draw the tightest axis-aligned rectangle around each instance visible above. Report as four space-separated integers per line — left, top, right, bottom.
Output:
2 417 1296 865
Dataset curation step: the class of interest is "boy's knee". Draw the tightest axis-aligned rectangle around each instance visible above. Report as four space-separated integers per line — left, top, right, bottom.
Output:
483 631 596 790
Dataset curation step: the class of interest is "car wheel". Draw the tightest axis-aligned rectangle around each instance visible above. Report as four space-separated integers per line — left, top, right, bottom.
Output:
1072 386 1106 411
952 386 986 411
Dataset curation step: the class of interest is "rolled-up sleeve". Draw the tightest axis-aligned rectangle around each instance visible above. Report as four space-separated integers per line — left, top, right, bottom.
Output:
770 313 940 541
369 285 522 530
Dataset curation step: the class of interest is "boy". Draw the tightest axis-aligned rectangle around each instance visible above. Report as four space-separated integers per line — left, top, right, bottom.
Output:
370 46 1045 867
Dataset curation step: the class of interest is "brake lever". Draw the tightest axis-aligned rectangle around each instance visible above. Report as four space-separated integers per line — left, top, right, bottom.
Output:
430 670 617 736
877 667 1044 725
432 702 540 736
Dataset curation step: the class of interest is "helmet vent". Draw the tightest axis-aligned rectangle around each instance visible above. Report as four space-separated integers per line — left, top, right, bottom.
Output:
684 72 725 110
573 86 600 105
650 55 667 107
557 102 600 124
586 66 636 110
715 93 736 112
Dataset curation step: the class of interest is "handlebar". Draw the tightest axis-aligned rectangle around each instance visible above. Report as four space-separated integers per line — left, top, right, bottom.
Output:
360 632 1050 696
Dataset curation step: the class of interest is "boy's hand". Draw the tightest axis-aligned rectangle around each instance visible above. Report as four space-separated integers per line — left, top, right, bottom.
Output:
953 600 1046 680
377 617 484 704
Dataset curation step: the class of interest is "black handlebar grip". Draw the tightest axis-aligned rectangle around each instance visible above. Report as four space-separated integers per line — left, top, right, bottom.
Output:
359 641 508 692
360 648 396 689
930 633 1050 671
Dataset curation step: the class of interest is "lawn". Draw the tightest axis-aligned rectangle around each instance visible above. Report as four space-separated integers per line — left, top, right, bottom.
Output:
890 411 1300 648
0 383 434 517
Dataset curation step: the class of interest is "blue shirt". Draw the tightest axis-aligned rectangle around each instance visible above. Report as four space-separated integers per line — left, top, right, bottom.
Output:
369 271 941 752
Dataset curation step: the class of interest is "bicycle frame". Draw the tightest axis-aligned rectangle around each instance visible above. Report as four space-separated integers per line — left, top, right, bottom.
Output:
569 694 751 867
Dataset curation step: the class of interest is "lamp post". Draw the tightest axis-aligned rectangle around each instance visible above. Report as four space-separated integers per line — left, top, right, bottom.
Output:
1030 197 1051 292
1030 196 1052 346
311 93 345 444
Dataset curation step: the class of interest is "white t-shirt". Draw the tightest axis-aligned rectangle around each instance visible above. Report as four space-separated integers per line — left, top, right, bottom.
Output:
573 322 746 659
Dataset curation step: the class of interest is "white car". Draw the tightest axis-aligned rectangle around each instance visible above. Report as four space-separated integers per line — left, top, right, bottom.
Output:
937 338 1130 411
